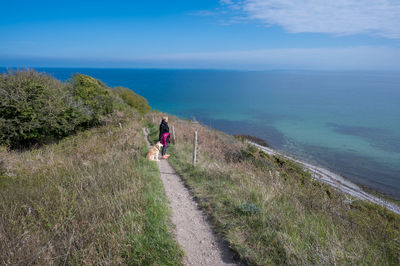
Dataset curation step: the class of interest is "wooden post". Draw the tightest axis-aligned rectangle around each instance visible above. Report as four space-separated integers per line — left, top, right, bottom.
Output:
152 115 155 123
193 131 197 166
172 126 176 144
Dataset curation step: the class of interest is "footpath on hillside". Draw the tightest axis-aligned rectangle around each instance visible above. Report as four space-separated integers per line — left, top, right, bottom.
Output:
143 128 242 266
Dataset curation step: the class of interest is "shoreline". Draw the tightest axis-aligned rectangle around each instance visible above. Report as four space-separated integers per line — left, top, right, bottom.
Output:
249 141 400 215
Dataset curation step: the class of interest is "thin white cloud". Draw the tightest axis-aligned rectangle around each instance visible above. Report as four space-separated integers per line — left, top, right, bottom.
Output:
188 10 219 17
222 0 400 38
135 46 400 70
3 47 400 70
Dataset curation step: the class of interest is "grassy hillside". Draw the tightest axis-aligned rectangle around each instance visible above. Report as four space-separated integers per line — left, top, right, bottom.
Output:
146 113 400 265
0 113 183 264
2 69 399 265
0 71 182 264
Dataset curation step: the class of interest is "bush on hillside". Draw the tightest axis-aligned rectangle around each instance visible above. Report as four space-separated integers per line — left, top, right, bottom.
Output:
113 86 151 114
68 74 118 124
0 70 131 148
0 70 93 148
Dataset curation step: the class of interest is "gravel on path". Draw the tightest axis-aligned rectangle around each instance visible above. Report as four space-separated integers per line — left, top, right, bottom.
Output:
143 128 242 266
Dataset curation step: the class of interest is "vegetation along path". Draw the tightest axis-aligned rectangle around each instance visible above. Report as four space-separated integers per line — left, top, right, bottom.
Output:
143 128 241 266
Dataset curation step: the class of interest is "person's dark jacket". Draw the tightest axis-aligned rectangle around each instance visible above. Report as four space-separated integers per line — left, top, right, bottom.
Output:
159 120 169 141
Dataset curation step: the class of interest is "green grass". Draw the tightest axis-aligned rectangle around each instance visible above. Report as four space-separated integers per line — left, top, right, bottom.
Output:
0 114 183 265
146 113 400 265
121 155 183 265
145 121 159 145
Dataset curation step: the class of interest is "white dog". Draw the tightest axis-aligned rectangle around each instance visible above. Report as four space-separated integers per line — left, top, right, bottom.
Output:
146 142 163 161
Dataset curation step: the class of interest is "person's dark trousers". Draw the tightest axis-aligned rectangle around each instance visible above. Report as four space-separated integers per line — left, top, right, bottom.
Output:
162 142 169 156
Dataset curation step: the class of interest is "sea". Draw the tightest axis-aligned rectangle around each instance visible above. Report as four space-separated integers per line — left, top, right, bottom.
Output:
2 68 400 199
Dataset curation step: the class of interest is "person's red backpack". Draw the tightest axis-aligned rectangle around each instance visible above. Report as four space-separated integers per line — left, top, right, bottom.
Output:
160 132 170 146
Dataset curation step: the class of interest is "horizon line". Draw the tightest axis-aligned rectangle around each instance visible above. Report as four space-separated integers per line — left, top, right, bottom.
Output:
2 66 400 73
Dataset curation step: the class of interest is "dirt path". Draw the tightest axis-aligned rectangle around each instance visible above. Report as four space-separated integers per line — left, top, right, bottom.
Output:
143 128 241 266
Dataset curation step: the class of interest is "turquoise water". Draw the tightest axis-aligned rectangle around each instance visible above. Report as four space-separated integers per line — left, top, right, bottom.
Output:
2 68 399 198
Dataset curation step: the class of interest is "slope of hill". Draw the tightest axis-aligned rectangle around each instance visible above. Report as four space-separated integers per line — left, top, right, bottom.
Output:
146 113 400 265
2 71 399 265
0 71 183 264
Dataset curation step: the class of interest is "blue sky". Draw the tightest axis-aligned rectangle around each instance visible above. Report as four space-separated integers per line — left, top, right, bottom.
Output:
1 0 400 70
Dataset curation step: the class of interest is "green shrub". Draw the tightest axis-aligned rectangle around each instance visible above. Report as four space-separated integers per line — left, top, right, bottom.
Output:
0 70 132 148
113 86 151 115
237 202 260 215
69 74 117 123
0 70 92 148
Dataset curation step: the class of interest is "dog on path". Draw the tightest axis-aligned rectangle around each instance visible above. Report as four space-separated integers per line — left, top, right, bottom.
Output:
146 142 163 161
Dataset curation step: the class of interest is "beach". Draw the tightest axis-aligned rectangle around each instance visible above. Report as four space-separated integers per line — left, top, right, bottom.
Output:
249 142 400 215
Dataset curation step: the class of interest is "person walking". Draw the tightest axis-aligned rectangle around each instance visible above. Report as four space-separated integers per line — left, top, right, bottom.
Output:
159 116 170 159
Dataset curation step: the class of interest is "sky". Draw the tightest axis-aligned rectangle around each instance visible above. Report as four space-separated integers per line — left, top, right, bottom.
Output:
1 0 400 70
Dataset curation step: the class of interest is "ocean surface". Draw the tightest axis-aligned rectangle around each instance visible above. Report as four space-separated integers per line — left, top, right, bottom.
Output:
2 68 400 199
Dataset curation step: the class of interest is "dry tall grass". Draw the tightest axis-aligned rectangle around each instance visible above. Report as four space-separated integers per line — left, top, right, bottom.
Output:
148 113 400 265
0 112 183 265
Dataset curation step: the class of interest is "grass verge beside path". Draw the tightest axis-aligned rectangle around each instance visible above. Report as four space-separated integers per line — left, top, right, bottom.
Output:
0 115 183 265
146 113 400 265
